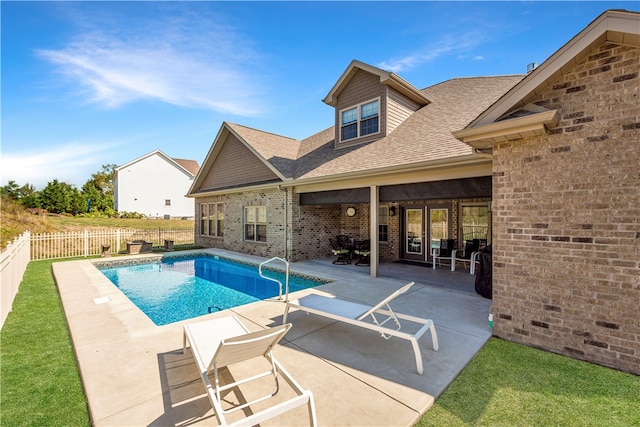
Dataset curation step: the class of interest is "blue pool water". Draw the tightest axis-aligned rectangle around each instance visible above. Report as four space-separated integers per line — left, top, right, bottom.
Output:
98 255 327 326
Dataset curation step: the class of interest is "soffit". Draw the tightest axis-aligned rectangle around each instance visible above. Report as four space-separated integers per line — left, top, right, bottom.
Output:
453 110 561 149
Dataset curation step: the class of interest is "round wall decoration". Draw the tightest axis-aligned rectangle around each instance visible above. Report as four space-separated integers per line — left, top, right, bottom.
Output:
346 207 356 217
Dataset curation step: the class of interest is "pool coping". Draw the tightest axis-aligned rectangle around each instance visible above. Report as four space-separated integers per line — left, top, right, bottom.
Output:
53 248 492 426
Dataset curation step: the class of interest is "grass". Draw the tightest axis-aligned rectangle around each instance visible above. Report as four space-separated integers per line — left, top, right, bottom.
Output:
2 259 638 426
47 215 194 231
0 259 90 426
1 196 194 249
418 338 639 426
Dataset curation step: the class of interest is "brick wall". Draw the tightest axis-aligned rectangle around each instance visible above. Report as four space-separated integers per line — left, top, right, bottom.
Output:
491 42 640 374
194 189 287 259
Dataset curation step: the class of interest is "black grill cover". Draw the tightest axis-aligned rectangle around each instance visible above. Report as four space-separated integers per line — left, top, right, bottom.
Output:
474 245 492 299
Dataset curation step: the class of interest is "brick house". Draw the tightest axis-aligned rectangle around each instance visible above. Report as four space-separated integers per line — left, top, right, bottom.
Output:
188 10 638 374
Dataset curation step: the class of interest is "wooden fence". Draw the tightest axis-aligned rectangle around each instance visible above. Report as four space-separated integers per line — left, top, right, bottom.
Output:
30 228 195 260
1 231 31 329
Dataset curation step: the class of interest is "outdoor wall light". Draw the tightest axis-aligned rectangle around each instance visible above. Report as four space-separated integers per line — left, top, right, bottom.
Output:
389 204 397 216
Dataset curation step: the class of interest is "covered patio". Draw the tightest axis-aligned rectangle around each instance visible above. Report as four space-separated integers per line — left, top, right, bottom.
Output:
53 249 492 426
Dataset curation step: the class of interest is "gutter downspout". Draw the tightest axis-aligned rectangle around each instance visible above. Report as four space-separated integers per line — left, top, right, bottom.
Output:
279 185 289 260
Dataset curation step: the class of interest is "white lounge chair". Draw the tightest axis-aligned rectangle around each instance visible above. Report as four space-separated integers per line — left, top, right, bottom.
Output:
183 315 317 427
283 282 438 375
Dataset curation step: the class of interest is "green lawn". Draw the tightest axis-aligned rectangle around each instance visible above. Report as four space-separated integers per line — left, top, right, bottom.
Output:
418 338 639 426
47 215 193 230
0 259 90 426
1 260 638 426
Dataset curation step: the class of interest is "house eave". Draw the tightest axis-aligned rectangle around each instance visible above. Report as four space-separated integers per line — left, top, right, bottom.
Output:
187 179 292 198
469 10 640 127
453 110 560 150
285 155 490 193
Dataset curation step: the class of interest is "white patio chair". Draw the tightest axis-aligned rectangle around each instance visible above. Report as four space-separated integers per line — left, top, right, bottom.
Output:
183 315 317 427
283 282 438 374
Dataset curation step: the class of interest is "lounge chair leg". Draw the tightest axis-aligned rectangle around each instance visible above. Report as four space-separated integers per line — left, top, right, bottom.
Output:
429 321 439 352
411 338 424 375
307 391 318 427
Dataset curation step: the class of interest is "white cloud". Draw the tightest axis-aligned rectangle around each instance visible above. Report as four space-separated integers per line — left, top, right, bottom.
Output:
0 143 117 189
35 6 267 116
377 31 488 73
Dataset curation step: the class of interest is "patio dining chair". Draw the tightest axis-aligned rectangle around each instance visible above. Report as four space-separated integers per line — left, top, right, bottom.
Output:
453 239 480 272
336 235 350 246
354 239 371 266
330 238 351 264
432 238 455 270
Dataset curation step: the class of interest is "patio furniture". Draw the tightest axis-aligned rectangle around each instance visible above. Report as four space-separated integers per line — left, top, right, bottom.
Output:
183 315 317 427
330 238 350 264
453 239 480 272
126 240 153 254
283 282 438 374
336 235 350 246
432 239 455 270
354 239 371 266
100 244 111 257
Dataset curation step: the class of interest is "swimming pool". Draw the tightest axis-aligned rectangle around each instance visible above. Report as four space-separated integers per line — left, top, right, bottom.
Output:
98 255 328 326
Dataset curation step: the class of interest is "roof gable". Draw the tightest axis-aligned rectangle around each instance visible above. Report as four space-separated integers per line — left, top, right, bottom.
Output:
188 122 297 195
322 60 430 107
467 10 639 129
116 149 199 178
454 9 639 149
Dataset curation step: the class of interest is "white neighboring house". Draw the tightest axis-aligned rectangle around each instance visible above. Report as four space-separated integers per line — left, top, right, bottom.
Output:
114 150 200 219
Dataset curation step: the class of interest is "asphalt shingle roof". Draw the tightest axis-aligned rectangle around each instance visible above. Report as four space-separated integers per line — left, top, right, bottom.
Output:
226 74 525 182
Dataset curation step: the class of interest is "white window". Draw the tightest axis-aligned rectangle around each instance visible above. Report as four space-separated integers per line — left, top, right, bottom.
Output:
379 206 389 242
244 206 267 242
200 202 224 237
165 199 171 206
340 98 380 142
199 203 207 235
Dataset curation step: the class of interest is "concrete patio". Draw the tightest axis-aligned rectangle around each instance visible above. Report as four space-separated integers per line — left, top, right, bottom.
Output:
52 249 492 426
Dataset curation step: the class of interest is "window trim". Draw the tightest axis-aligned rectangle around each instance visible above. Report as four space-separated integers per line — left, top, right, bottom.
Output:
200 202 224 237
339 97 381 143
244 205 267 243
378 205 389 242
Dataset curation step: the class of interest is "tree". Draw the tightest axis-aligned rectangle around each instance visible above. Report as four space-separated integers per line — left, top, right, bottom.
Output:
17 183 40 208
1 181 20 199
1 181 40 208
39 179 84 214
81 164 116 216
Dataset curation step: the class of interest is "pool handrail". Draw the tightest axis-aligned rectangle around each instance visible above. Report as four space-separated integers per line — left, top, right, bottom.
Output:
258 257 290 301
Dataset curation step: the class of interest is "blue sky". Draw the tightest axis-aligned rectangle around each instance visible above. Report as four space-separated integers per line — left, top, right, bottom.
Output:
2 1 637 189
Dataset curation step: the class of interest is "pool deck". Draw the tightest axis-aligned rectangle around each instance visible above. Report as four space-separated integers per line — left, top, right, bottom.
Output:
52 249 492 426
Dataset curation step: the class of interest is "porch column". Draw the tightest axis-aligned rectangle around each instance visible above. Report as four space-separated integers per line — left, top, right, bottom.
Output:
370 185 378 278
